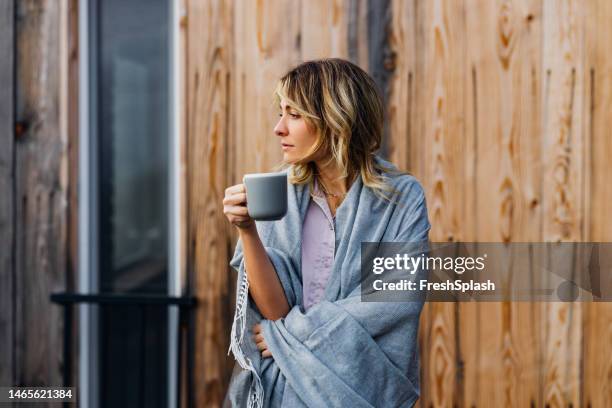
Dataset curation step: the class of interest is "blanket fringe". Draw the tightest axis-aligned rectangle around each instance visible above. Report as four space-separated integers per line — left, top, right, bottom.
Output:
228 269 264 408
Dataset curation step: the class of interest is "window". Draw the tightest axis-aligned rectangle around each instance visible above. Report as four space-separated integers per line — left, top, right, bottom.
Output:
79 0 180 406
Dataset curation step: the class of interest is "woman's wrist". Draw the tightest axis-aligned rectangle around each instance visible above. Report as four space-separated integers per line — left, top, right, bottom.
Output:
237 221 258 238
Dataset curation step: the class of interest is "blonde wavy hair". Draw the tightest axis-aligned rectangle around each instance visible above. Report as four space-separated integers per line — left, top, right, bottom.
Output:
272 58 401 200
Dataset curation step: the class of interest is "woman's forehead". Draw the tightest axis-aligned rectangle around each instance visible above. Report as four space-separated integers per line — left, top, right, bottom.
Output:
279 98 293 109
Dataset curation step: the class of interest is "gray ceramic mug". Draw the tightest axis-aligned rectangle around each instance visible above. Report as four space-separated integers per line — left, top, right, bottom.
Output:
243 171 288 221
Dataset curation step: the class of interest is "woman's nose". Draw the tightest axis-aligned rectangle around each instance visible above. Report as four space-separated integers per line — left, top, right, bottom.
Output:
274 117 288 136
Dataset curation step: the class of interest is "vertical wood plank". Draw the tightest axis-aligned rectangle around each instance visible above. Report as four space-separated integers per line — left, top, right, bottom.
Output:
347 0 369 69
13 0 68 386
0 0 15 388
366 0 393 157
541 1 585 406
509 0 546 398
414 0 466 406
541 0 585 243
388 2 438 407
186 1 235 406
586 2 612 246
583 0 612 406
461 2 480 405
388 0 416 172
466 0 545 407
420 0 466 244
301 0 349 61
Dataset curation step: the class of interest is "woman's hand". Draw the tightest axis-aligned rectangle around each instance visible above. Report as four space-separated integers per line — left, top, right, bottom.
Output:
225 182 290 320
252 323 272 358
223 184 254 229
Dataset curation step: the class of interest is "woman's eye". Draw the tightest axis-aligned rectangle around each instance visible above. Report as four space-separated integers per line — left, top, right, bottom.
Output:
278 111 300 118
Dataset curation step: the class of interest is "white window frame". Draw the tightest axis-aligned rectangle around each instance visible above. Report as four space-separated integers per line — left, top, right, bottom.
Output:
78 1 183 407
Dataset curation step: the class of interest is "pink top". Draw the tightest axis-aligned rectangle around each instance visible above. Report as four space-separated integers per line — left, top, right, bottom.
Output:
301 179 335 311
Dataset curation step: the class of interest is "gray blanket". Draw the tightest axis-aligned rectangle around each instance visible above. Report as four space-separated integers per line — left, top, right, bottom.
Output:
226 156 431 407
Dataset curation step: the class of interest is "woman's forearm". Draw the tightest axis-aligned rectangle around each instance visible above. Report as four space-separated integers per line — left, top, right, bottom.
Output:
238 223 290 320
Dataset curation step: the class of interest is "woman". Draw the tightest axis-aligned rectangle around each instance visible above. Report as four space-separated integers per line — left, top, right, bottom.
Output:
223 58 431 407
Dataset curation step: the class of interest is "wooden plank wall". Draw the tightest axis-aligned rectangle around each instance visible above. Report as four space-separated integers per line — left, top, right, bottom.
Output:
184 0 235 406
583 1 612 406
0 0 15 389
0 0 609 406
0 0 71 389
185 1 612 407
386 1 612 407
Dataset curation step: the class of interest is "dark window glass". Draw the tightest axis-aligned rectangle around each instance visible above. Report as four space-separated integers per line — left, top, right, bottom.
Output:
90 0 170 406
96 0 169 295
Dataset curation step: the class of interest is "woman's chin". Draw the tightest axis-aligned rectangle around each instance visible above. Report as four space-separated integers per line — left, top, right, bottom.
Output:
282 152 298 164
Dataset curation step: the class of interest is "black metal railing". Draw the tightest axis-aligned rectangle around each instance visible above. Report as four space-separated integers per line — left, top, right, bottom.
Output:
50 292 197 408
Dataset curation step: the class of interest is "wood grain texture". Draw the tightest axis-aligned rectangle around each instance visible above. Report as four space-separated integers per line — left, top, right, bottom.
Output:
509 6 545 404
186 1 235 406
1 0 611 405
183 0 612 405
583 0 612 406
0 0 15 388
232 0 300 179
301 0 349 61
13 0 68 387
418 0 466 406
366 0 393 157
388 0 416 172
466 0 544 406
386 1 612 407
347 0 369 69
541 1 585 406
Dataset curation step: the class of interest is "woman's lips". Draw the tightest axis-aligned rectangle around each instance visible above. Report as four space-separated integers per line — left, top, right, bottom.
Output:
281 143 294 151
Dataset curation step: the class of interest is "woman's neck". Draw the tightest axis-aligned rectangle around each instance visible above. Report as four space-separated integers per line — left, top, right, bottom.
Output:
314 159 352 196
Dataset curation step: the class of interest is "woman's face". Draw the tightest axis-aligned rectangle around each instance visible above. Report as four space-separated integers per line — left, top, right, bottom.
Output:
274 98 319 164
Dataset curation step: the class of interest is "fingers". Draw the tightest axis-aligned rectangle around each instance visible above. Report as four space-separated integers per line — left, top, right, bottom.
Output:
223 184 252 228
254 339 267 352
222 192 247 206
223 205 249 217
225 184 246 196
255 339 271 358
251 323 272 358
